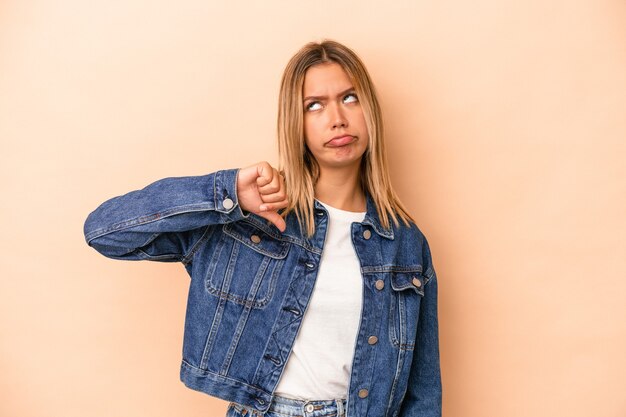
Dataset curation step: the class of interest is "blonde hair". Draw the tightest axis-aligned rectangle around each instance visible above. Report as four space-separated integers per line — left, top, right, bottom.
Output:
277 39 414 237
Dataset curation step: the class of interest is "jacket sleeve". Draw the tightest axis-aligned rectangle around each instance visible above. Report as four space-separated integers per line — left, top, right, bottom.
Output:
83 168 248 262
398 236 442 417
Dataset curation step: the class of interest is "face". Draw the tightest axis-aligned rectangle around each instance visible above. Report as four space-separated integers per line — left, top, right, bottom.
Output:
302 62 369 173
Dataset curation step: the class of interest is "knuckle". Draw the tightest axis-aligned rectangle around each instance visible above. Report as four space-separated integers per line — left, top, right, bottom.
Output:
259 161 271 176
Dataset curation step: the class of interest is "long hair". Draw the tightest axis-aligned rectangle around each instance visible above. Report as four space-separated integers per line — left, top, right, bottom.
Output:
277 39 414 237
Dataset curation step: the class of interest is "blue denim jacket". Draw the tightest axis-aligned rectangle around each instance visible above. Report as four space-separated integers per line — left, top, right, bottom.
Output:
83 169 442 417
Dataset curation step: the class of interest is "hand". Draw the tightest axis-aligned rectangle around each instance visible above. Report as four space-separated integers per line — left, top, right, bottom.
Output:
236 161 288 232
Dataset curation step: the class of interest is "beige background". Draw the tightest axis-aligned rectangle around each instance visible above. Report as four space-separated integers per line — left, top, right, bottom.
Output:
1 1 625 416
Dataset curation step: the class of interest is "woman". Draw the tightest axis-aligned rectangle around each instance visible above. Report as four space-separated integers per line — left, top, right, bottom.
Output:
84 40 441 417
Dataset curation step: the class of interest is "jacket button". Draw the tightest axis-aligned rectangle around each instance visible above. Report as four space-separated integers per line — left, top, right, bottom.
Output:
358 388 369 398
363 229 372 240
250 234 261 244
368 335 378 345
222 198 234 210
412 277 422 287
375 280 384 290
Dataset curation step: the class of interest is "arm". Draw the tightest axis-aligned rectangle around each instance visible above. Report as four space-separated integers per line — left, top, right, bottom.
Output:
398 237 442 417
83 169 247 262
84 162 288 262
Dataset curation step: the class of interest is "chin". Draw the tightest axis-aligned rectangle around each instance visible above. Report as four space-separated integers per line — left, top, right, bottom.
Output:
320 156 364 170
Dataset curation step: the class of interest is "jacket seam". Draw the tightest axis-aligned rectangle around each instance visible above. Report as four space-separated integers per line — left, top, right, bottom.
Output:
182 225 214 265
136 248 183 261
181 359 269 394
85 203 216 243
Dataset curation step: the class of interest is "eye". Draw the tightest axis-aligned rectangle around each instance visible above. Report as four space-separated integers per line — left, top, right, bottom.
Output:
343 93 358 103
306 101 322 111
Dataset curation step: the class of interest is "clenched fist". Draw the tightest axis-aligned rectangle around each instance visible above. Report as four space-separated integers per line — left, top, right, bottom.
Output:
236 161 288 232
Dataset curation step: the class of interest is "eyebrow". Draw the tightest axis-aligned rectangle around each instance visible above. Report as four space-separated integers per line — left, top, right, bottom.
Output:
303 86 356 102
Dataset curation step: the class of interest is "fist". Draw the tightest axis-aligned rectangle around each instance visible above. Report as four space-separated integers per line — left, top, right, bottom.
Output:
236 161 288 232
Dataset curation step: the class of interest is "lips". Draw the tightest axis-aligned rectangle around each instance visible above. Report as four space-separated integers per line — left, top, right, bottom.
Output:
325 135 355 147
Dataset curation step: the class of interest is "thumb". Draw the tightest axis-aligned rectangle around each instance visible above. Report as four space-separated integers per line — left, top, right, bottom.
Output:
258 210 286 233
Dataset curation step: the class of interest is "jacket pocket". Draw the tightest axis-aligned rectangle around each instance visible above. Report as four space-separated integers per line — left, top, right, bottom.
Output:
388 270 425 350
205 220 290 308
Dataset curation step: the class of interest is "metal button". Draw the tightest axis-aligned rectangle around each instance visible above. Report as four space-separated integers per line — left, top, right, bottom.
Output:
305 262 316 269
222 198 234 210
375 279 384 290
363 229 372 240
250 234 261 244
412 277 422 287
358 388 369 398
305 404 315 412
368 335 378 345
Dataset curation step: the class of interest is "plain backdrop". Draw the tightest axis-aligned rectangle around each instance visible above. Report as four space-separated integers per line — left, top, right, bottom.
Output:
1 1 625 416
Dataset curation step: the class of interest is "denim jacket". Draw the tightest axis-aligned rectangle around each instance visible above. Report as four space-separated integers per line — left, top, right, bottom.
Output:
83 169 442 417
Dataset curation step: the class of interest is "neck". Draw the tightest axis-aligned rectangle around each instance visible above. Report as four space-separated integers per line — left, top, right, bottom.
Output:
314 165 366 212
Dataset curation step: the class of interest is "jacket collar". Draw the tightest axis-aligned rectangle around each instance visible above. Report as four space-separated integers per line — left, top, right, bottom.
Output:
313 192 395 240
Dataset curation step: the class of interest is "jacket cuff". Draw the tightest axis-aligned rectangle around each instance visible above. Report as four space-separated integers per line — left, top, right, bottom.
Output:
213 168 249 222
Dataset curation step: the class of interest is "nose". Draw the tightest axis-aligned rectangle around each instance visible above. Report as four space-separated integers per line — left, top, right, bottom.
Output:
329 102 348 129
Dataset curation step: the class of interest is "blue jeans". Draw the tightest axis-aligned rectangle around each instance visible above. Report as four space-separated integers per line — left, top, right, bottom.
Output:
226 395 347 417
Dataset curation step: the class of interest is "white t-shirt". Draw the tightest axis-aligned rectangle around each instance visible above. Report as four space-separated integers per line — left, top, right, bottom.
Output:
274 200 366 400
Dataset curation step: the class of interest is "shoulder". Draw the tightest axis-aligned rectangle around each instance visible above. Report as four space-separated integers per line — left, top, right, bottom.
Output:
392 218 428 245
392 219 436 278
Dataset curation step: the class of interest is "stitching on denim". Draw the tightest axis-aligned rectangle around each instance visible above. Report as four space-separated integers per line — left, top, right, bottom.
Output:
361 265 423 274
84 204 216 242
213 171 218 211
220 256 270 376
388 272 426 296
181 359 269 394
389 292 416 350
200 237 228 369
399 292 406 348
385 347 407 417
251 266 308 380
205 225 287 308
253 300 305 381
237 216 323 255
223 222 290 259
389 291 398 347
200 286 227 369
424 267 436 285
136 248 182 261
182 225 215 265
205 255 284 309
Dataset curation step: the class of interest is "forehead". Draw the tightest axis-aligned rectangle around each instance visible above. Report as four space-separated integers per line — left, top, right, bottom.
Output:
302 62 353 94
